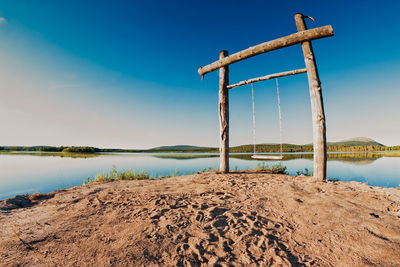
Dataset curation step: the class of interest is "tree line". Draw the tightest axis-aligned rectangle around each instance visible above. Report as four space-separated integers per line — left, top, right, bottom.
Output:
229 144 400 153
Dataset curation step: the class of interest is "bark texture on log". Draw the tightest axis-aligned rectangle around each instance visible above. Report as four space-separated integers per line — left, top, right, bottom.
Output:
295 13 327 181
198 25 333 76
218 50 229 172
227 68 307 89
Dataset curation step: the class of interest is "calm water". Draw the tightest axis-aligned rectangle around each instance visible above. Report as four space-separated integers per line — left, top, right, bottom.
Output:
0 152 399 200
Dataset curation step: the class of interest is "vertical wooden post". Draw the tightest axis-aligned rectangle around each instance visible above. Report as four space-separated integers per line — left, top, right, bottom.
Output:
219 50 229 172
295 13 327 180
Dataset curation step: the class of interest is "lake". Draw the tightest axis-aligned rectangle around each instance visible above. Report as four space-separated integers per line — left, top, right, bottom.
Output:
0 152 399 200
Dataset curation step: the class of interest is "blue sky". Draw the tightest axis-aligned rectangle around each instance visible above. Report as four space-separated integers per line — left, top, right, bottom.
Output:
0 0 399 148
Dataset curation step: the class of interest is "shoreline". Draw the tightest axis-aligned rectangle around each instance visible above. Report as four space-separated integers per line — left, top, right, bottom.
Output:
1 173 400 266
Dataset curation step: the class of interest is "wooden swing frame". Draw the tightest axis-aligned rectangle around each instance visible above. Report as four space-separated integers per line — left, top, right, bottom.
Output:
198 14 334 180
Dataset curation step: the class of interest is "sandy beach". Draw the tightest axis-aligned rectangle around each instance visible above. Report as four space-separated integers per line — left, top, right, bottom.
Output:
1 172 400 266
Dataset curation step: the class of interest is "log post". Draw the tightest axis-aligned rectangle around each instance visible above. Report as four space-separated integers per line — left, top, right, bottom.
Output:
219 50 229 172
198 25 333 76
227 68 307 89
295 13 327 180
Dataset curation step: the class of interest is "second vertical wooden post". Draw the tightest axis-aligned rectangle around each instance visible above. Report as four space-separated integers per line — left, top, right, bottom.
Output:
295 13 327 180
219 50 229 172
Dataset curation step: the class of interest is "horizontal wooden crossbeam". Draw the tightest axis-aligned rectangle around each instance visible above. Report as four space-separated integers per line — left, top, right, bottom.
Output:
198 25 334 76
227 68 307 89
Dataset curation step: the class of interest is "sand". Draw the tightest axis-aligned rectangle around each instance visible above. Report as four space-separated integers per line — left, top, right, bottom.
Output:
1 172 400 266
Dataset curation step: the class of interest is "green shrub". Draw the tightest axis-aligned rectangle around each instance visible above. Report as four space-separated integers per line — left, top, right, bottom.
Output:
327 177 339 182
256 163 287 174
86 165 151 183
296 168 312 176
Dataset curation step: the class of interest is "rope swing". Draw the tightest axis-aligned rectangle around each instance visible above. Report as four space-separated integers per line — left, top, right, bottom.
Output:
276 78 283 157
251 78 284 160
251 83 256 154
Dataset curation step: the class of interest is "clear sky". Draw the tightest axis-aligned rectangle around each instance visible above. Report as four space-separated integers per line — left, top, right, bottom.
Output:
0 0 399 148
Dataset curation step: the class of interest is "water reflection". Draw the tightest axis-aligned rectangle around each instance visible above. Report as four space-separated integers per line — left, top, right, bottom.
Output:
153 152 382 165
0 151 101 158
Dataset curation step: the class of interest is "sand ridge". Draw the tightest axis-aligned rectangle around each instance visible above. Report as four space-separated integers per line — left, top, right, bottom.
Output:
1 173 400 266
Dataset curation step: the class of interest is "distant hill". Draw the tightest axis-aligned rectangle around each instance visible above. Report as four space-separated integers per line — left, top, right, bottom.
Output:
148 137 387 153
328 137 384 147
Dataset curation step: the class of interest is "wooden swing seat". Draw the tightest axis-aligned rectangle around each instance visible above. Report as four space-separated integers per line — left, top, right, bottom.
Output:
251 155 284 160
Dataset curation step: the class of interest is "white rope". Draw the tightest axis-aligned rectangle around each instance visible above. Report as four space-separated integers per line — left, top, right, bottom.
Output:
251 83 256 154
276 78 283 156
